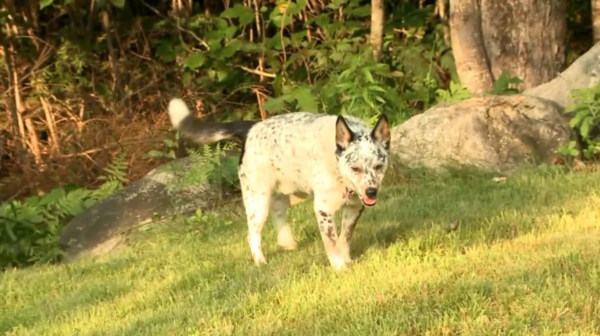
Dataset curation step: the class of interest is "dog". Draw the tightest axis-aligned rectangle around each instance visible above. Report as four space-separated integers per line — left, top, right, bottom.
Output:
167 98 391 270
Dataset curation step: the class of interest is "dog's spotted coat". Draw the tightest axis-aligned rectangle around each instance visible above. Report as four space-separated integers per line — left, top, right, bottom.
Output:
168 99 391 270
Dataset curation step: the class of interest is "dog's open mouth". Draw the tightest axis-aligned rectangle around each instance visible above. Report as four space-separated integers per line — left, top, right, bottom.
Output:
361 196 377 206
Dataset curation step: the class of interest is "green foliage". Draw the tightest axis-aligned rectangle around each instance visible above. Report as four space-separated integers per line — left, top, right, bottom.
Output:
436 81 471 103
144 135 180 161
0 154 129 269
93 152 129 198
558 140 580 158
183 53 206 71
211 155 241 192
39 0 54 10
562 82 600 159
108 0 126 9
4 0 455 127
486 70 524 96
162 0 448 125
144 133 239 197
183 208 234 237
142 135 240 236
435 70 523 104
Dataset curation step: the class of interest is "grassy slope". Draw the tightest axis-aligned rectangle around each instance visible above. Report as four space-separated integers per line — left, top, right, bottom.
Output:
2 165 600 335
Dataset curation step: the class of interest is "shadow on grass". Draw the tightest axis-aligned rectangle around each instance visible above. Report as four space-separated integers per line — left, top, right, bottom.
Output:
345 165 600 260
97 257 297 336
274 165 600 264
2 248 243 335
274 245 600 335
0 257 137 333
97 228 600 335
5 165 600 335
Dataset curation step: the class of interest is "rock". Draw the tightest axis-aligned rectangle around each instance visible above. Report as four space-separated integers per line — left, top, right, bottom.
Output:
524 42 600 110
59 156 227 261
390 95 571 173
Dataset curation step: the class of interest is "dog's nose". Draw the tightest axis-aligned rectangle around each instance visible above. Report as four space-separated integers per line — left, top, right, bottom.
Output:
365 188 378 198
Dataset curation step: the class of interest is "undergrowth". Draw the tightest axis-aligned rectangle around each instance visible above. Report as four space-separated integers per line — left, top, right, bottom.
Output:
0 0 454 201
0 136 239 270
0 0 596 272
0 153 129 269
560 80 600 160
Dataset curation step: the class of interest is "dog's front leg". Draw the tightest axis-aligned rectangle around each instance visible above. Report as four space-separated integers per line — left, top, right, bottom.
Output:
314 196 346 270
337 199 365 263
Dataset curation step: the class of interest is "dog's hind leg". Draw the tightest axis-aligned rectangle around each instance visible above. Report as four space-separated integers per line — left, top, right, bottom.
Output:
337 199 365 263
242 189 272 266
270 194 297 250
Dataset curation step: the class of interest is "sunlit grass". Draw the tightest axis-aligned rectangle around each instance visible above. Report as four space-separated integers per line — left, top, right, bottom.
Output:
2 165 600 335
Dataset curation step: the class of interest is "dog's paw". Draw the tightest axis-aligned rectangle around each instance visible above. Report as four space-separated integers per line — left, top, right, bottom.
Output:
328 252 348 271
338 247 352 263
277 226 298 250
336 243 353 264
277 236 298 250
342 254 353 264
252 252 267 266
278 240 298 251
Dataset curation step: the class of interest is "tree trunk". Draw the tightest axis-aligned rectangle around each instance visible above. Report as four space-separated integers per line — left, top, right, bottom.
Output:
436 0 451 47
449 0 567 95
449 0 494 95
480 0 567 90
593 0 600 44
369 0 384 61
101 11 124 102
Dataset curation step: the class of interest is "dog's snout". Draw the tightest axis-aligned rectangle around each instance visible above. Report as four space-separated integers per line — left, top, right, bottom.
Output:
365 187 378 198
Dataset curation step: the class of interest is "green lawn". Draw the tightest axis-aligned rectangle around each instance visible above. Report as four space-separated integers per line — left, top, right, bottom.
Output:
3 165 600 335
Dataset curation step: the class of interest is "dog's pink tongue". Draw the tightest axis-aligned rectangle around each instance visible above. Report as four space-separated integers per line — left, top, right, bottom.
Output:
362 196 377 205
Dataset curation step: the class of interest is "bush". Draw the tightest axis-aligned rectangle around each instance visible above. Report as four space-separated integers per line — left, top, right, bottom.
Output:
0 154 128 269
561 82 600 160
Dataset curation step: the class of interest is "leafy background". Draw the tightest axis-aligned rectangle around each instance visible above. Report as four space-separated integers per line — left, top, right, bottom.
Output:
0 0 595 268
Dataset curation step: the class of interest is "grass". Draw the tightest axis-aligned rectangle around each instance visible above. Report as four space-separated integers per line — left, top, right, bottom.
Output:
2 164 600 335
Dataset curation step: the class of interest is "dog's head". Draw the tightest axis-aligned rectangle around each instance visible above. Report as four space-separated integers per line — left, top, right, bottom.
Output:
335 114 391 207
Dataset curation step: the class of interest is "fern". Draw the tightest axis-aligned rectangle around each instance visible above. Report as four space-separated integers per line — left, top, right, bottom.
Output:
0 152 130 269
92 152 129 201
168 145 218 192
90 180 122 201
50 188 94 218
98 152 129 185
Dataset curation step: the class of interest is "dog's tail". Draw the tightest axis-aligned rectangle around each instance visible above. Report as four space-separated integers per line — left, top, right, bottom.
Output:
167 98 259 144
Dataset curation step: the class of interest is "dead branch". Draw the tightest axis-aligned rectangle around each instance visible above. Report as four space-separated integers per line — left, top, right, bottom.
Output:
238 65 277 78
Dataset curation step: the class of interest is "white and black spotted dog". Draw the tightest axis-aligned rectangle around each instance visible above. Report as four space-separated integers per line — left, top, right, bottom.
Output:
167 98 391 270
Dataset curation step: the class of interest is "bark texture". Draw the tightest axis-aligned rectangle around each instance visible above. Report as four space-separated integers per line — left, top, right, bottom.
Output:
449 0 494 95
480 0 567 90
449 0 567 94
594 0 600 44
369 0 384 61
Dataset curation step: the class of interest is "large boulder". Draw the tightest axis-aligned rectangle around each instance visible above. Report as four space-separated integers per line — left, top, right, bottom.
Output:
59 156 226 261
524 42 600 110
390 95 571 173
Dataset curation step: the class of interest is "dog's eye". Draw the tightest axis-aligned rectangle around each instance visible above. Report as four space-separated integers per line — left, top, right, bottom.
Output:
373 164 383 170
351 167 361 173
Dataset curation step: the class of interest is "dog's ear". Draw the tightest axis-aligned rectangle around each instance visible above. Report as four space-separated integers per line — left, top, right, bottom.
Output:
371 114 390 149
335 116 354 150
